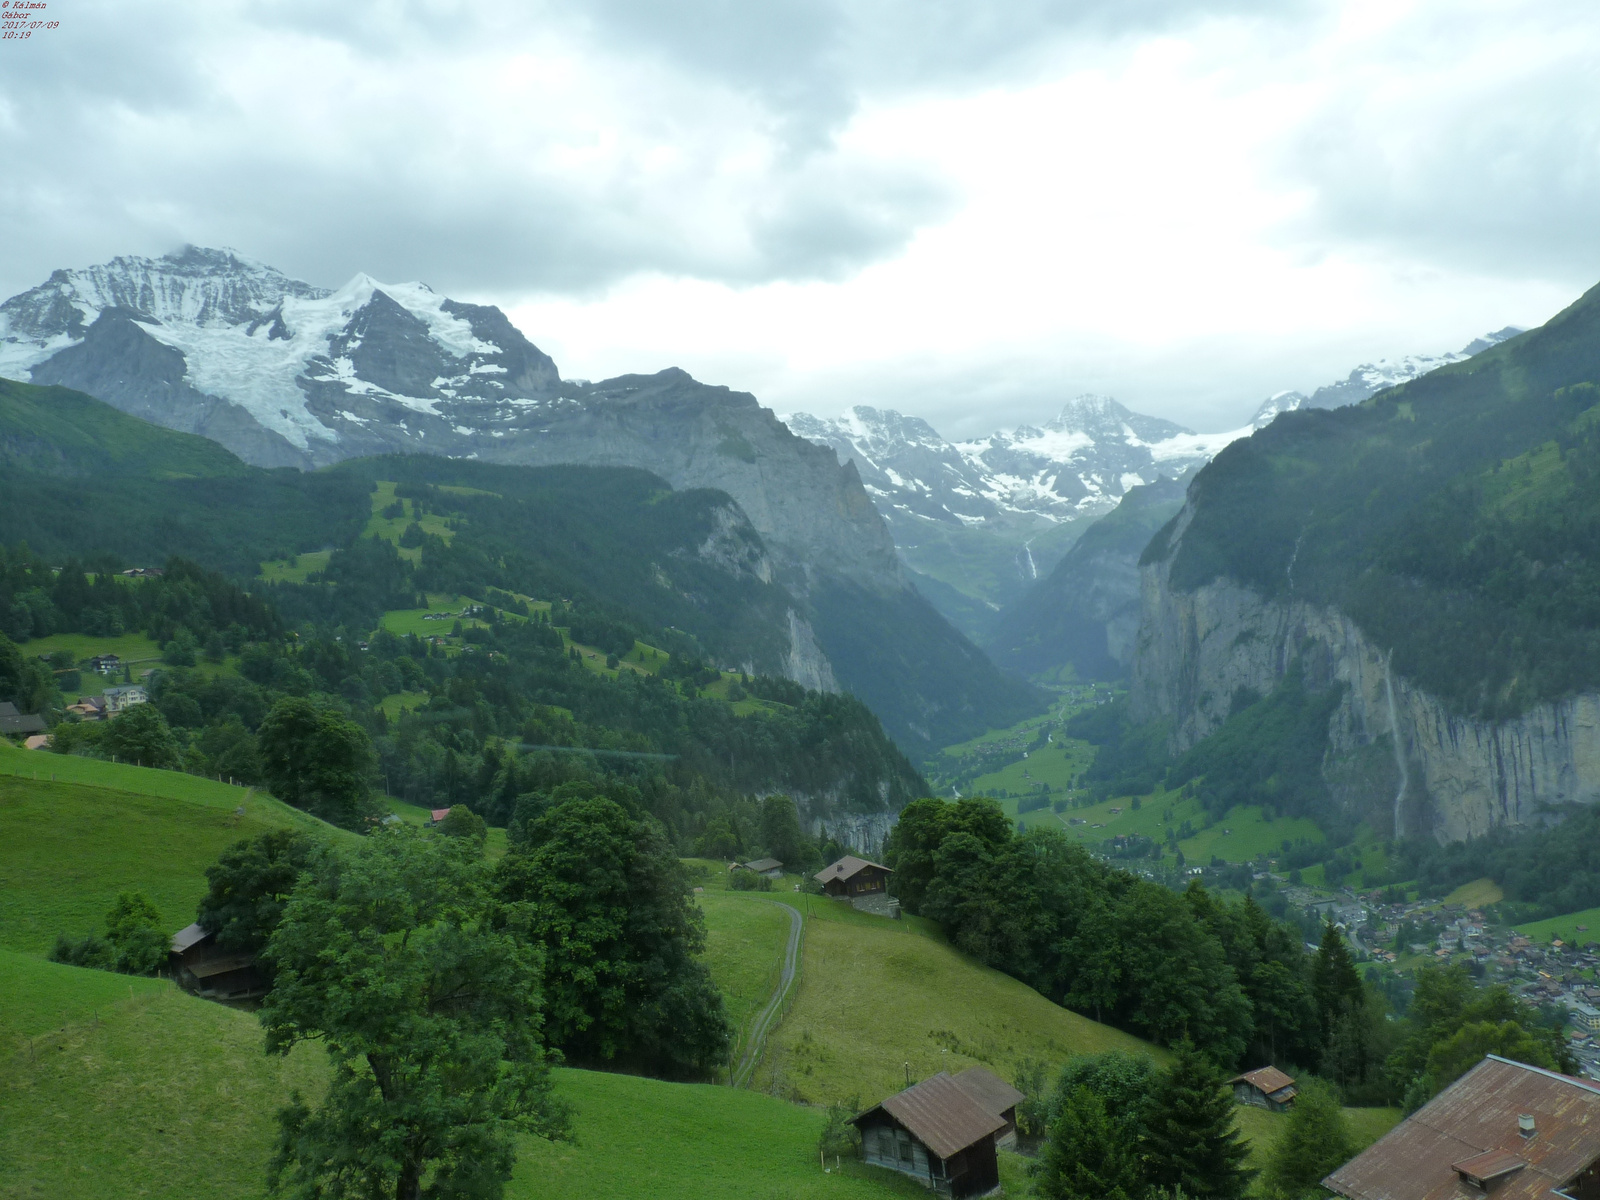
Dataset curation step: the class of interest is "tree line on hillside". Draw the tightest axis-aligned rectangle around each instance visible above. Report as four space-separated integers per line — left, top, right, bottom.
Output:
884 797 1573 1110
7 546 920 856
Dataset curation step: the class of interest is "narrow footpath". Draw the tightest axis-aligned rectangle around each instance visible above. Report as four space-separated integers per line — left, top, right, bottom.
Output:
730 898 803 1089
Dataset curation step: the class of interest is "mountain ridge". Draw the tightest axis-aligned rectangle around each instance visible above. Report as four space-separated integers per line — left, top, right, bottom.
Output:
0 247 1041 753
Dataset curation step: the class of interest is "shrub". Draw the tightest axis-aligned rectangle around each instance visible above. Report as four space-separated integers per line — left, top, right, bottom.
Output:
818 1099 862 1161
730 869 772 892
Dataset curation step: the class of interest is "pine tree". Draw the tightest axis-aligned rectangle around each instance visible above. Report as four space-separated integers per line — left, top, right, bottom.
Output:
1264 1078 1353 1199
1311 919 1363 1039
1142 1042 1254 1200
1037 1086 1140 1200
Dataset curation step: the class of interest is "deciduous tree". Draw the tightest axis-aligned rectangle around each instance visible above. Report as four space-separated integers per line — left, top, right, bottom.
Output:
261 827 565 1200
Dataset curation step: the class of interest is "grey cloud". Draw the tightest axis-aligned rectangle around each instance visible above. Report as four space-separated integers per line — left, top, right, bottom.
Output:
1276 4 1600 287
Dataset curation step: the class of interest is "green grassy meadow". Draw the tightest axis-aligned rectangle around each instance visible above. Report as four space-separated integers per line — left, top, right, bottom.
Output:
257 549 331 583
697 891 794 1044
1233 1103 1401 1196
1517 905 1600 945
0 767 346 954
971 737 1093 794
756 893 1161 1105
0 954 328 1199
994 778 1325 869
1441 878 1506 909
0 953 923 1200
19 632 163 665
514 1069 925 1200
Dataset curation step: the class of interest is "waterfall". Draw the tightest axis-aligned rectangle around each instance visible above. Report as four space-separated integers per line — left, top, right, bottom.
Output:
1385 654 1410 839
1021 540 1038 581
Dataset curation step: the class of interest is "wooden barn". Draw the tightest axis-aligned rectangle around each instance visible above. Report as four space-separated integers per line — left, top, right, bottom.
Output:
815 855 892 899
740 857 784 880
853 1072 1004 1197
169 923 266 1002
1229 1066 1298 1111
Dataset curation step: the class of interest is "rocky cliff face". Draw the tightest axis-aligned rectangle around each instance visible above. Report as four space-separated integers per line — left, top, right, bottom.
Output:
1133 499 1600 844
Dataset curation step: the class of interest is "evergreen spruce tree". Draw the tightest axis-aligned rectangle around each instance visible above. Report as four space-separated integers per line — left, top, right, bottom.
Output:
1037 1086 1140 1200
1142 1042 1254 1200
1311 919 1363 1041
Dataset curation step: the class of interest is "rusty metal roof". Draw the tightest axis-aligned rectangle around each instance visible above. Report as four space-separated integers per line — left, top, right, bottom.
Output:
1230 1066 1297 1095
813 855 891 883
1323 1056 1600 1200
951 1066 1027 1117
1452 1149 1528 1184
855 1072 1005 1160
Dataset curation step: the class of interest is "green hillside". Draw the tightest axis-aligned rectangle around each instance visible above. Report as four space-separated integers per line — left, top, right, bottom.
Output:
756 893 1161 1105
0 953 925 1200
0 760 349 955
0 376 247 479
1155 283 1600 719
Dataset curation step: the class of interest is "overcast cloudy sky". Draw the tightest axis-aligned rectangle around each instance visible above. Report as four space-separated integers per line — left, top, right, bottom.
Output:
3 0 1597 434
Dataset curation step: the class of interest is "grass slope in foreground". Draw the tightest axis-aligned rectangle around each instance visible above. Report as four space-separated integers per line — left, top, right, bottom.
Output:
0 757 347 955
756 893 1161 1105
0 953 923 1200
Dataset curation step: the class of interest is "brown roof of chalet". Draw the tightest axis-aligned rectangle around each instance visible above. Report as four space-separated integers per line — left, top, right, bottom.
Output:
814 855 891 884
1323 1056 1600 1200
855 1072 1005 1160
1230 1066 1297 1096
742 858 783 873
951 1066 1027 1117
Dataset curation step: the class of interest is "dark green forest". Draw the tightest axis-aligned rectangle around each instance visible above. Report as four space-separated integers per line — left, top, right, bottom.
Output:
0 376 1040 752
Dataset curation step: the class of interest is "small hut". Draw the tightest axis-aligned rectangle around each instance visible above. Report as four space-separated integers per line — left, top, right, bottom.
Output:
740 858 784 880
169 923 266 1002
814 855 892 899
853 1072 1005 1197
1229 1066 1298 1111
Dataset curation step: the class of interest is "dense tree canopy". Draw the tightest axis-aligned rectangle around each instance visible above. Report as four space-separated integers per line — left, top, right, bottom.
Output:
261 828 566 1200
494 795 730 1077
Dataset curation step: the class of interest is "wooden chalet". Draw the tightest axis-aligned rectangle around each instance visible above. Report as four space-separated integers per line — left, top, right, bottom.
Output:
815 855 892 899
1324 1056 1600 1200
1229 1066 1298 1111
739 857 784 880
853 1072 1005 1197
170 923 266 1002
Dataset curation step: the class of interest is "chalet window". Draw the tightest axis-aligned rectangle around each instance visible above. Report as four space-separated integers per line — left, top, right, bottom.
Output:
897 1131 914 1164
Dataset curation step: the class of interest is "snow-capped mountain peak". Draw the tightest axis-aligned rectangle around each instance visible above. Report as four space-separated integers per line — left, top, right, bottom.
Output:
0 247 560 462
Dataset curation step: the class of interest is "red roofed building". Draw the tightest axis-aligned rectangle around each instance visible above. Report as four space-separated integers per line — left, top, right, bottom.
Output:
1323 1055 1600 1200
